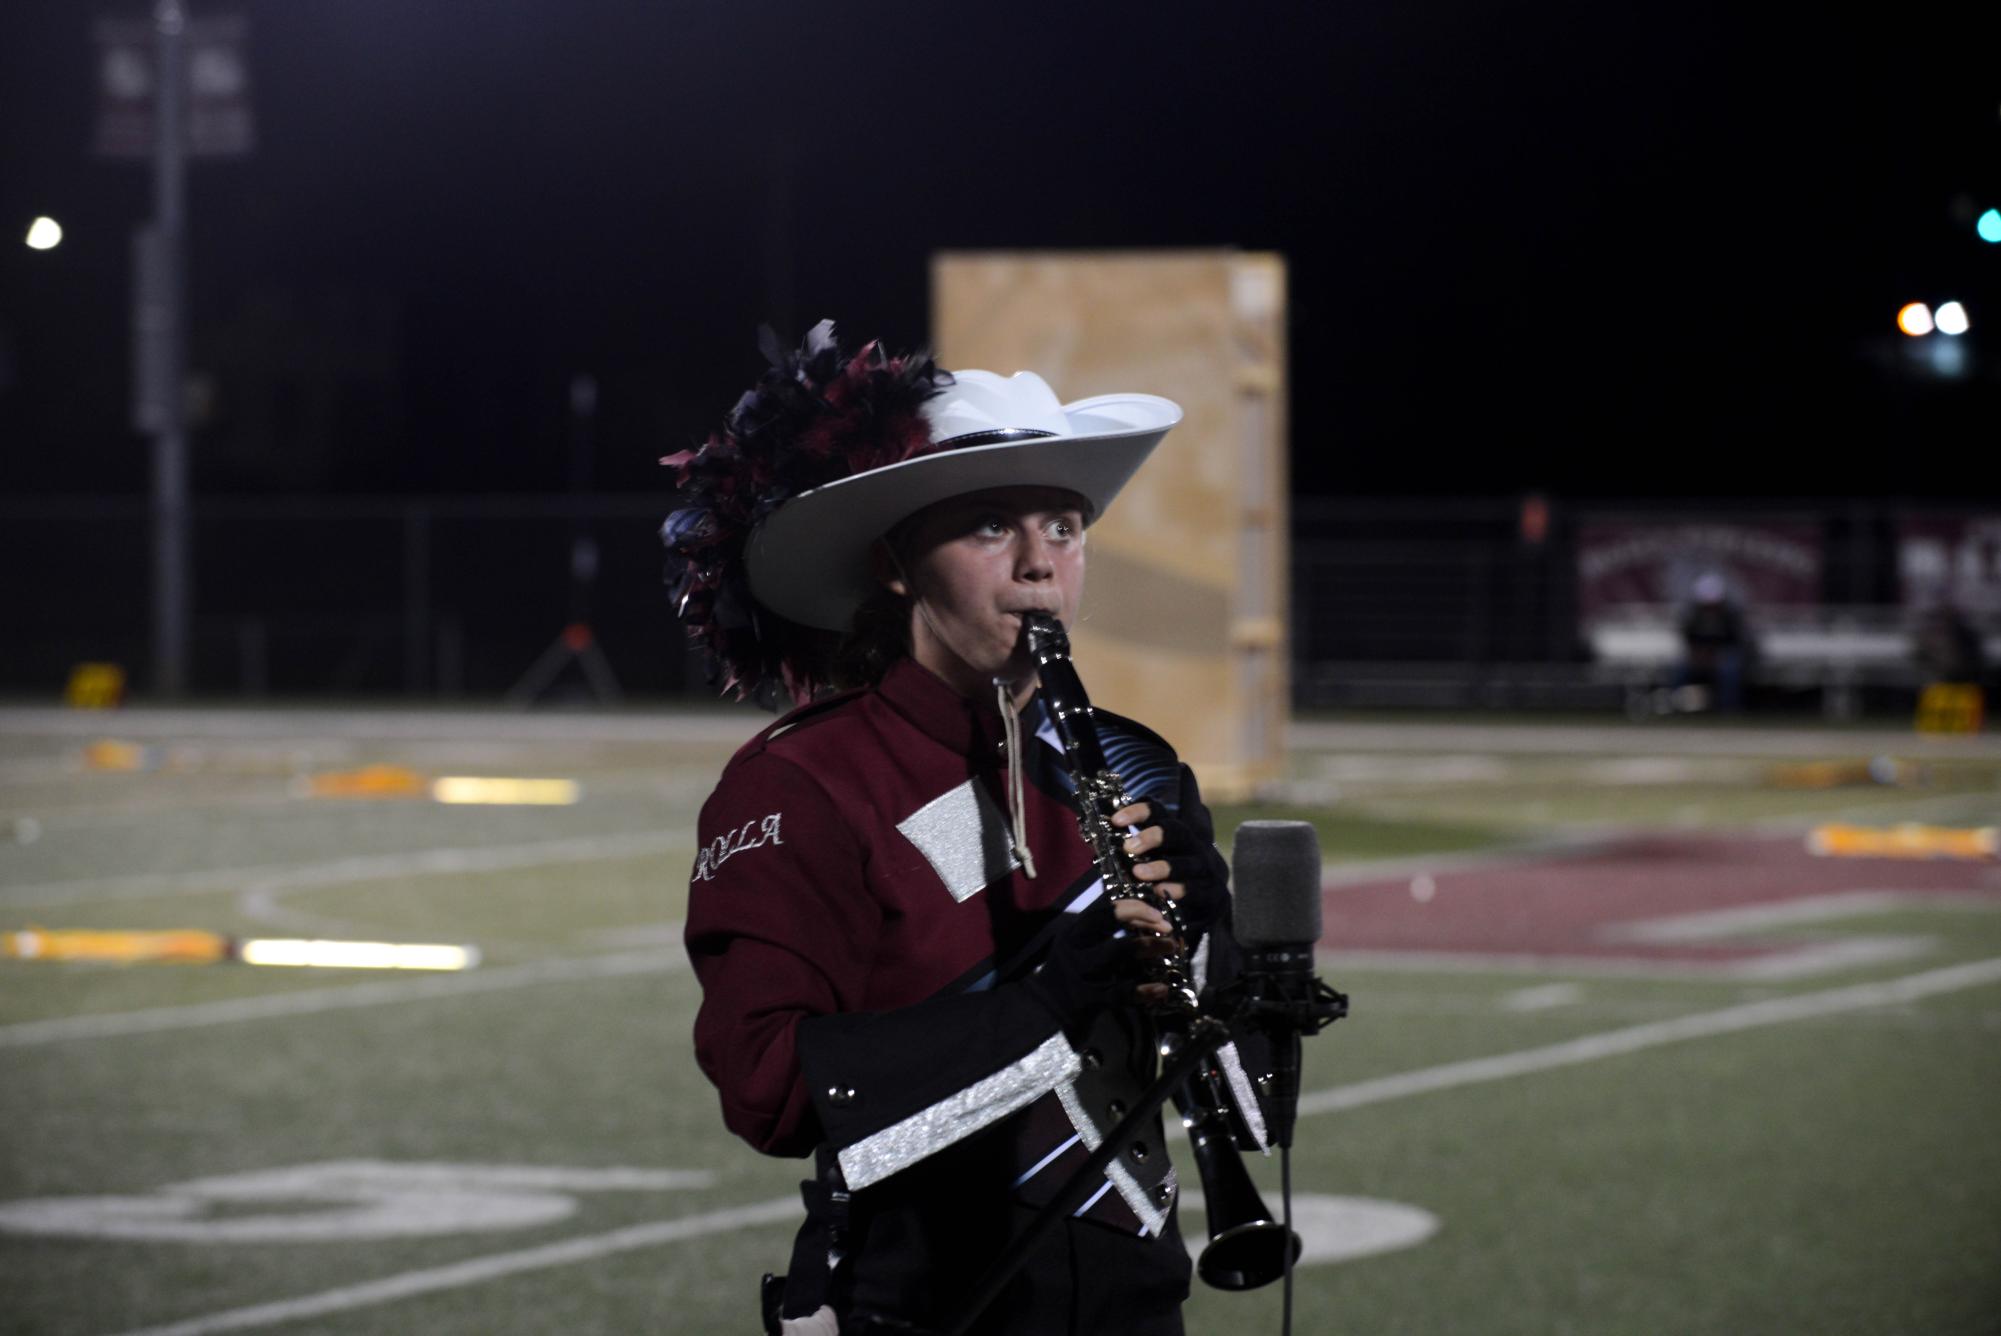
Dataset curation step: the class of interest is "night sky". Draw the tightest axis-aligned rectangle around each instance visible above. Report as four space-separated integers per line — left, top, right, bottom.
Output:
2 1 1995 502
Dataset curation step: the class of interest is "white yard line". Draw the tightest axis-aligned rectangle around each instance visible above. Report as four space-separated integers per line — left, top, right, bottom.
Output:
1296 955 2001 1117
89 954 2001 1336
0 943 685 1049
1707 936 1939 980
106 1196 800 1336
1315 947 1760 979
1316 829 1620 891
1602 890 2000 943
3 829 693 911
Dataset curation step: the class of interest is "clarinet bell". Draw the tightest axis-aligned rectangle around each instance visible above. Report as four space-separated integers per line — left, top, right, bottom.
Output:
1188 1114 1302 1290
1198 1214 1301 1292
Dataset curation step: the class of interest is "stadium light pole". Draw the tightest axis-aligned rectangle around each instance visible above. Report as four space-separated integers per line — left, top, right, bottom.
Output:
143 0 191 698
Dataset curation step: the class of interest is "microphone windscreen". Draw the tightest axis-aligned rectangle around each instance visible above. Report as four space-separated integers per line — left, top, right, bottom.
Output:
1230 820 1324 949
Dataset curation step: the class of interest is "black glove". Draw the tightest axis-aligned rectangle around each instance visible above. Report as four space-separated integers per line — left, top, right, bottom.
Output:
1131 806 1231 937
1026 896 1140 1030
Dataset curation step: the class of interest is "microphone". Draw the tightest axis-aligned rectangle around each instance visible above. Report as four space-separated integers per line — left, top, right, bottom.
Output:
1232 820 1324 973
1230 820 1345 1150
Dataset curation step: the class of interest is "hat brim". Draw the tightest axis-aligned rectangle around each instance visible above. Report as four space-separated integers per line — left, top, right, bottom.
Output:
746 393 1179 631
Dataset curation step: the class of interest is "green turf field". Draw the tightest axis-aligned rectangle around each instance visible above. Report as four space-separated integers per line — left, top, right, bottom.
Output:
2 708 1997 1334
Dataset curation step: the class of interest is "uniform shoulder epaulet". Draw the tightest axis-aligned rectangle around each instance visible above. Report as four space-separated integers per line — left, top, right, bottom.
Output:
727 686 868 766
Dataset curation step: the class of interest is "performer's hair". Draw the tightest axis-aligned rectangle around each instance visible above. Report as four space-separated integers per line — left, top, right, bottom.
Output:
829 584 912 689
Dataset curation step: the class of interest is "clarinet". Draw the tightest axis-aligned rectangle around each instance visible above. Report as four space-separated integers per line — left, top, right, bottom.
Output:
1023 613 1198 1013
1023 612 1301 1292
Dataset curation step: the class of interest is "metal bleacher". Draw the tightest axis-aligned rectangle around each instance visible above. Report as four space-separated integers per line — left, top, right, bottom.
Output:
1586 605 2001 719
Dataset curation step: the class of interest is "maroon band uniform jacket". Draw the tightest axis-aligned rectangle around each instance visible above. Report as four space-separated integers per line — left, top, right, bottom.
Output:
685 658 1264 1330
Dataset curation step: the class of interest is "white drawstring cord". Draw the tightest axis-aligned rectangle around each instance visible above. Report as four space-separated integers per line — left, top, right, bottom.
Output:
885 543 1040 880
996 678 1038 880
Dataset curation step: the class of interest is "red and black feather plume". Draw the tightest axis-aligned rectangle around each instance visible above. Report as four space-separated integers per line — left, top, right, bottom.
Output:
660 320 949 705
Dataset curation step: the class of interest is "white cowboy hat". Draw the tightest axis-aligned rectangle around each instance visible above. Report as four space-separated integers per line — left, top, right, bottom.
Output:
745 370 1181 631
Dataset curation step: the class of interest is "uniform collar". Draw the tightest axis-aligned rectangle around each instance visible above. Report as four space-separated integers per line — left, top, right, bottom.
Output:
877 657 1034 758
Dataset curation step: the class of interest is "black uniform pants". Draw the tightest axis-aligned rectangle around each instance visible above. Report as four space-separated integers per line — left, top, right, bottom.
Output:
844 1202 1188 1336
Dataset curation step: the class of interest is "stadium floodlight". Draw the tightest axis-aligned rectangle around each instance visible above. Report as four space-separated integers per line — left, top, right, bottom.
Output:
1897 302 1935 336
1979 208 2001 243
1934 301 1970 336
25 216 62 250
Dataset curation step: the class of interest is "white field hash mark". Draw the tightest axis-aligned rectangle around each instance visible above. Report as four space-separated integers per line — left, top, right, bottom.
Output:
1500 982 1583 1012
97 954 2001 1336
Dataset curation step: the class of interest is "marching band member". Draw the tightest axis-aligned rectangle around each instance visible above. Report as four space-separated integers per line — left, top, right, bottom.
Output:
666 323 1253 1335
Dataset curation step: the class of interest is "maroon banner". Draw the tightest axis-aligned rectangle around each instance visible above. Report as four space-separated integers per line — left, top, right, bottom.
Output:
1898 515 2001 615
1577 519 1821 621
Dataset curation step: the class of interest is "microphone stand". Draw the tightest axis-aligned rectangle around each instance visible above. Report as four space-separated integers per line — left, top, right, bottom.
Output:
1237 965 1347 1336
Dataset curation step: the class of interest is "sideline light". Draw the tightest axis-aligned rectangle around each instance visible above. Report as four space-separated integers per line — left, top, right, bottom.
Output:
4 929 479 970
1934 301 1970 336
235 939 479 971
5 928 227 964
1896 302 1934 336
25 216 62 250
1807 823 1997 861
431 776 580 805
297 768 580 805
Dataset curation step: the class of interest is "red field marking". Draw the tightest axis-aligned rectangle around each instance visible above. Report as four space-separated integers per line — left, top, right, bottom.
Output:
1321 834 2001 973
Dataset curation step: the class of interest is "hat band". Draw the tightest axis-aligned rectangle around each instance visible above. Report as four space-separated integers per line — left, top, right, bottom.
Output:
935 427 1059 449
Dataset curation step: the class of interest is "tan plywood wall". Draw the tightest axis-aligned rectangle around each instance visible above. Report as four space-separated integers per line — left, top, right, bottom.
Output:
932 251 1288 800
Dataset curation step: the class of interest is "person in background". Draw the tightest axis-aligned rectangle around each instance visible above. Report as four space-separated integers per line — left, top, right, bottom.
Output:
1674 571 1750 712
1912 601 1986 689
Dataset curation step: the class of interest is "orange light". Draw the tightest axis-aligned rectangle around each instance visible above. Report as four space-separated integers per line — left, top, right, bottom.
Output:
1896 303 1934 337
4 928 229 964
82 739 152 772
298 764 428 798
1807 823 1997 861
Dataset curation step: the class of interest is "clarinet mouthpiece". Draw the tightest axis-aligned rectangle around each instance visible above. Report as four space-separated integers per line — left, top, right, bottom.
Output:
1023 612 1068 660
